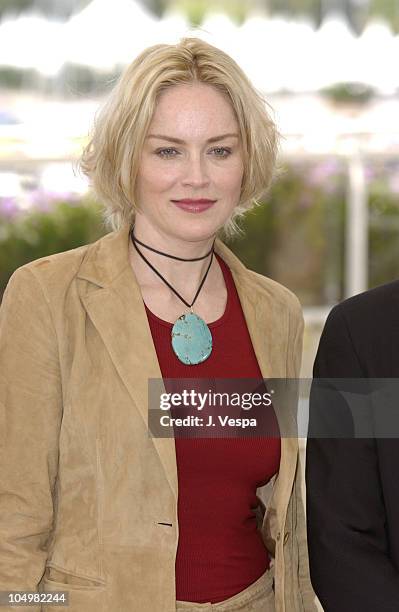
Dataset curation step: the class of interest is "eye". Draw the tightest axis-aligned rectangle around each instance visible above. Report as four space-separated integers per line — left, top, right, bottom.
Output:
156 148 179 158
155 146 232 159
211 147 232 158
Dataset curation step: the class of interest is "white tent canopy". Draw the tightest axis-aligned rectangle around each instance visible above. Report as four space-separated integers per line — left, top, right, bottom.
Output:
0 15 65 75
0 1 398 93
63 0 157 69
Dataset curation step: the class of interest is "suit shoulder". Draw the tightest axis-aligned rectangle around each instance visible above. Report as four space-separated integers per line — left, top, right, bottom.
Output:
331 279 399 323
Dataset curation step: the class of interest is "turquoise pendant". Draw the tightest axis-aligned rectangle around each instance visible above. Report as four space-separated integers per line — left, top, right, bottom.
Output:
171 312 212 365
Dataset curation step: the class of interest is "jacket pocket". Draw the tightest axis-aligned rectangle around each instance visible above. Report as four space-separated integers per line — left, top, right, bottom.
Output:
43 565 106 590
41 565 106 612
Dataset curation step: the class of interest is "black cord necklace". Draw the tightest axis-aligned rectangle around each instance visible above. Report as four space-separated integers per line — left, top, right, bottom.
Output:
130 228 215 365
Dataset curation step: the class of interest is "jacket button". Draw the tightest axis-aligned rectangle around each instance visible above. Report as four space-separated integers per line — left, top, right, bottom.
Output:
283 532 290 544
276 531 281 541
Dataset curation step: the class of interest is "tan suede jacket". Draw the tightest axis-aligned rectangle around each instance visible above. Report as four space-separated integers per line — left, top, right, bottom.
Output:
0 224 316 611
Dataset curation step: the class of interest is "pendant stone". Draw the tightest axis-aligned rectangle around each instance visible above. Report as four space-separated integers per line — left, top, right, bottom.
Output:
171 312 213 365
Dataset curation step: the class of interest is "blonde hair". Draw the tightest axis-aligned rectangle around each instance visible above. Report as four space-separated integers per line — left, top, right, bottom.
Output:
79 36 281 239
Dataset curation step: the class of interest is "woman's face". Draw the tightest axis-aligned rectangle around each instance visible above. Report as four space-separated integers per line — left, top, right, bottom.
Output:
134 82 244 244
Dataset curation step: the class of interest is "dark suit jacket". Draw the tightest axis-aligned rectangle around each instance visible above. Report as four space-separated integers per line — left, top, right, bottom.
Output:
306 280 399 612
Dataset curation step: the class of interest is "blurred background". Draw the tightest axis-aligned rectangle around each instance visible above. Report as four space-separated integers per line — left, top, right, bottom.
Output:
1 0 399 377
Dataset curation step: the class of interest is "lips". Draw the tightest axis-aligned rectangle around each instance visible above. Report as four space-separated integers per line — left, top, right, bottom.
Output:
172 199 216 204
171 199 216 213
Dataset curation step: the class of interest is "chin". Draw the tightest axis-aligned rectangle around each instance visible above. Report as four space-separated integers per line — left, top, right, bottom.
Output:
170 219 221 243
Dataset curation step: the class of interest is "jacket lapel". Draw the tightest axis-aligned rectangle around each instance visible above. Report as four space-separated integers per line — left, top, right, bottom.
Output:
77 225 297 508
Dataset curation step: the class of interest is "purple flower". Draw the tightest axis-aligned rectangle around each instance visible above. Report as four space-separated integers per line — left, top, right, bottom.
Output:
57 192 82 206
364 165 376 185
388 172 399 196
307 160 343 189
27 190 52 212
30 190 82 211
0 197 20 220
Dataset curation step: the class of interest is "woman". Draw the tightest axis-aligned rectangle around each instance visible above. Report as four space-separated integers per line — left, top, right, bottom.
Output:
0 37 315 611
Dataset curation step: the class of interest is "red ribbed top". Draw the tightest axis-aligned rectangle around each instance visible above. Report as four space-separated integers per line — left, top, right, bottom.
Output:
144 252 281 604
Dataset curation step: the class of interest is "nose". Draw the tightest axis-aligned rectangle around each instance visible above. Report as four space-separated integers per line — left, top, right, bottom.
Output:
181 154 210 188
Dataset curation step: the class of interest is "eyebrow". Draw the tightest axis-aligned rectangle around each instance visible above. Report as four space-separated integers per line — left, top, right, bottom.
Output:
146 133 239 144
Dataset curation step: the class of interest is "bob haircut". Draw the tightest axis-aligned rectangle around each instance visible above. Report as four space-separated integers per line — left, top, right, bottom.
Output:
79 36 281 239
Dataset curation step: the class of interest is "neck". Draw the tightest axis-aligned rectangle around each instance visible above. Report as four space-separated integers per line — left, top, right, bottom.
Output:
128 217 217 292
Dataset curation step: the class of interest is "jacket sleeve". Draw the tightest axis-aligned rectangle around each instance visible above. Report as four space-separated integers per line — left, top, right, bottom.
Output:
288 299 318 611
0 266 62 609
293 450 318 612
306 305 399 612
